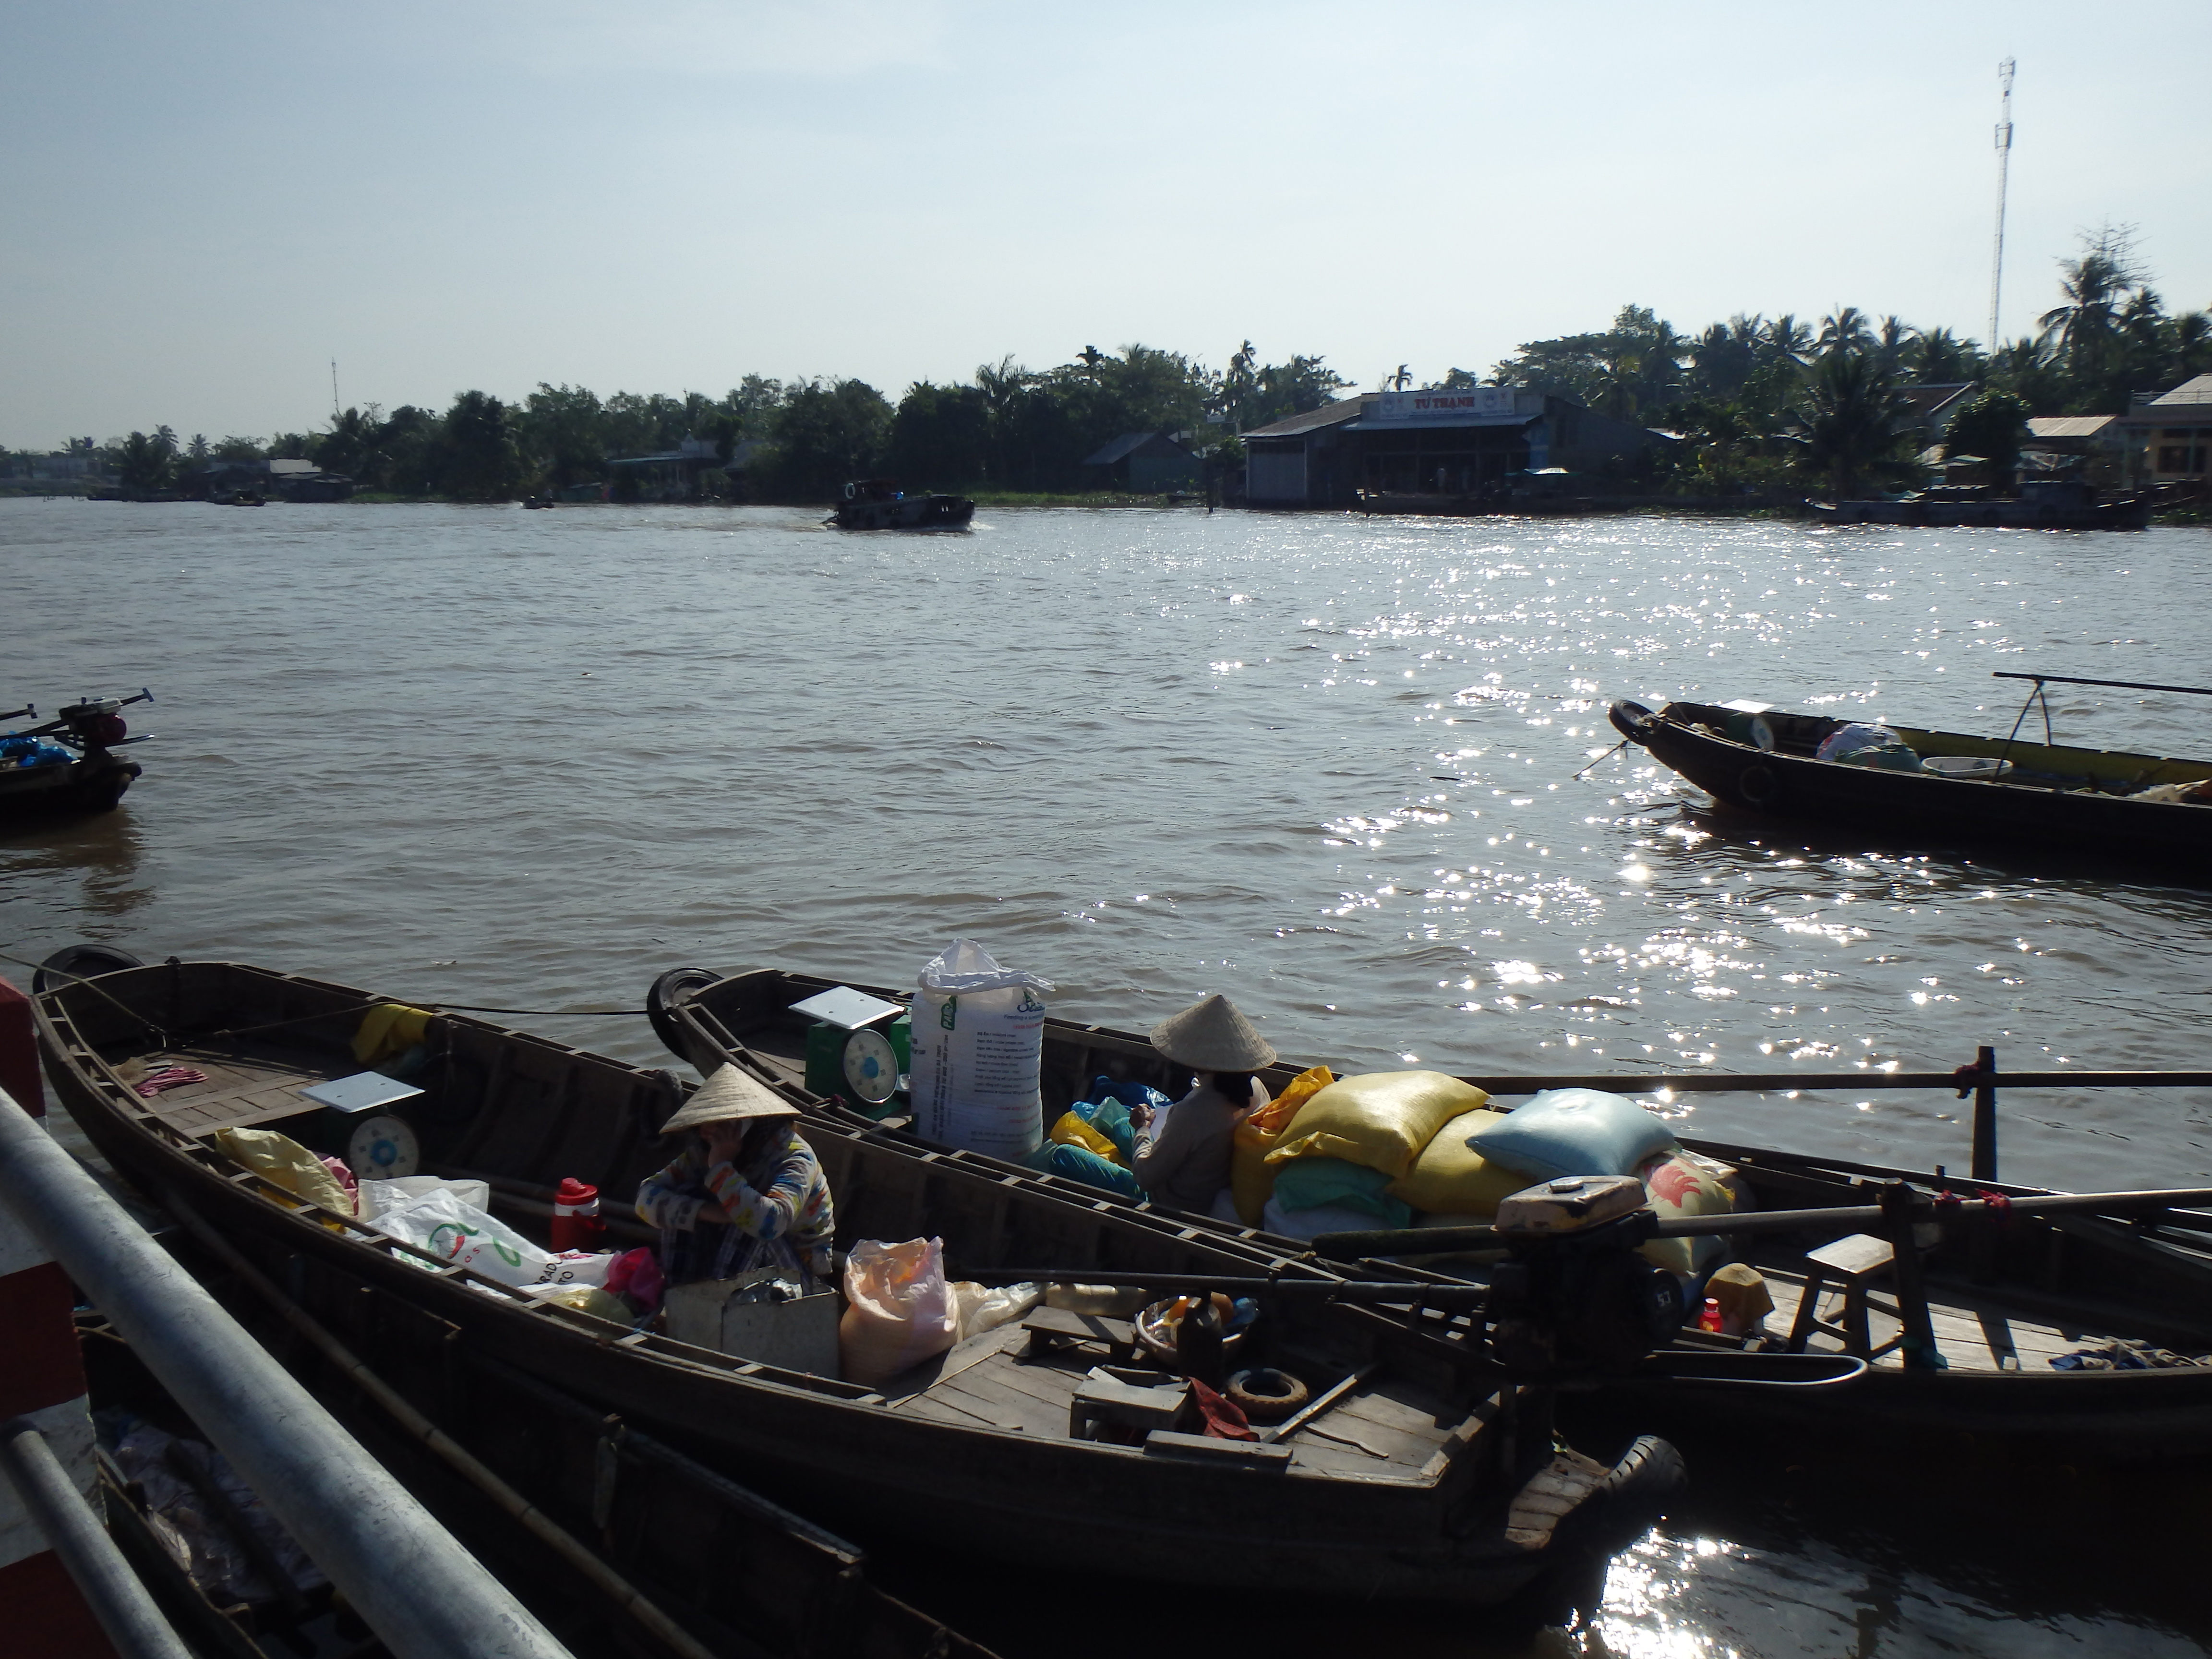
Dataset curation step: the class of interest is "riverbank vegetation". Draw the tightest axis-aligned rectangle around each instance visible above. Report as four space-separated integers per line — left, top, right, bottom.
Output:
9 229 2203 505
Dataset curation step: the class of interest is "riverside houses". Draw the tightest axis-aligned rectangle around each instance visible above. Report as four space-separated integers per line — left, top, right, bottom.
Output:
1241 388 1660 507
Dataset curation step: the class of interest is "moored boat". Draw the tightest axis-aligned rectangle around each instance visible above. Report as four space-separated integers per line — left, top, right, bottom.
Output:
830 479 975 530
0 691 153 820
1807 495 2150 529
34 958 1682 1608
657 965 2212 1462
1606 679 2212 864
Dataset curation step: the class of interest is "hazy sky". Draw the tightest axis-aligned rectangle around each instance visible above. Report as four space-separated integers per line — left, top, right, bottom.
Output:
4 0 2207 449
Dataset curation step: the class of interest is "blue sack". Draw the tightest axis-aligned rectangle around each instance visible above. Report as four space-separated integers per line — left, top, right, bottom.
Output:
1467 1088 1676 1180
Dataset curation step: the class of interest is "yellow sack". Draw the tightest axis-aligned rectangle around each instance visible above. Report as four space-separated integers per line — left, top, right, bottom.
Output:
1229 1065 1333 1226
1639 1153 1735 1277
1264 1071 1489 1180
353 1002 434 1066
213 1127 357 1223
1386 1109 1530 1217
1048 1110 1124 1167
539 1285 632 1323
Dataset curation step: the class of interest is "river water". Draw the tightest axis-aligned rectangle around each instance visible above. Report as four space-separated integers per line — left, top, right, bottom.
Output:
7 497 2212 1655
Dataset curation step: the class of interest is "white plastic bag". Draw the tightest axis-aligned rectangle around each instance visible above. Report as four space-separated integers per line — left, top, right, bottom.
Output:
359 1176 491 1223
370 1188 613 1288
838 1237 959 1387
950 1280 1045 1344
907 938 1054 1158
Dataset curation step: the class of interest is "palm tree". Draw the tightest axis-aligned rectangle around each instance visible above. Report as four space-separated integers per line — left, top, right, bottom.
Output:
1875 316 1917 375
1911 327 1978 384
2039 226 2147 401
1764 315 1813 369
1817 306 1873 357
1797 350 1910 499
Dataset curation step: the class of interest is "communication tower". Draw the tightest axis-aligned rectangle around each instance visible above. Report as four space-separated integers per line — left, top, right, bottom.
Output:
1988 58 2015 353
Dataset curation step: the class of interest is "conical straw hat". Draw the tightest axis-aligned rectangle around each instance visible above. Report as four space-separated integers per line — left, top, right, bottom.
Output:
1149 994 1277 1071
659 1064 801 1135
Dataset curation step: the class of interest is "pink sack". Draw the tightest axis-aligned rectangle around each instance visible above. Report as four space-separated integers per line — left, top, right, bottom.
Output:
838 1238 958 1388
604 1247 665 1314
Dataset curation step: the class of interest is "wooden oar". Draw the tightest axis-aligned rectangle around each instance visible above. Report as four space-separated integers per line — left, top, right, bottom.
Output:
1307 1184 2212 1260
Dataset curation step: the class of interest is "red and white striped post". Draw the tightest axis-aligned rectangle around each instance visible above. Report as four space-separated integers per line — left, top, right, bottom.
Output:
0 974 117 1659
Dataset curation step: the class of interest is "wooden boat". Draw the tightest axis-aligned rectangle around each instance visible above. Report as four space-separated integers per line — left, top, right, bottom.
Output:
658 966 2212 1460
79 1284 996 1659
1806 495 2149 529
1606 693 2212 861
830 479 975 530
34 959 1681 1608
0 692 152 819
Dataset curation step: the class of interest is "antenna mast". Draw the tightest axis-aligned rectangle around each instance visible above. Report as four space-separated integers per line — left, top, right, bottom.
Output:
1988 57 2015 354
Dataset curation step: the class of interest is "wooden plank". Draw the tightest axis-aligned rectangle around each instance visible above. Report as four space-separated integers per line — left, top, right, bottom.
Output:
1978 1311 2022 1370
1142 1431 1289 1467
1288 1439 1408 1480
931 1372 1067 1438
981 1358 1088 1414
1332 1386 1453 1440
901 1393 1000 1430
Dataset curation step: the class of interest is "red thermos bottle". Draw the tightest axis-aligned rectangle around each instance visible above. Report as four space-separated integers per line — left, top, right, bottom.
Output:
552 1178 602 1251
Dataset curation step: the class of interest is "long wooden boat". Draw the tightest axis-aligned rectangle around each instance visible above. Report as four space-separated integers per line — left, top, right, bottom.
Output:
1806 496 2150 529
829 480 974 530
660 966 2212 1460
35 959 1680 1608
1606 696 2212 861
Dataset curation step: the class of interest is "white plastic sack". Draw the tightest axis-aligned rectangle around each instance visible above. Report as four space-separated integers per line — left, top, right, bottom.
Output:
950 1280 1045 1344
839 1237 959 1387
907 938 1054 1158
359 1176 491 1223
370 1188 613 1288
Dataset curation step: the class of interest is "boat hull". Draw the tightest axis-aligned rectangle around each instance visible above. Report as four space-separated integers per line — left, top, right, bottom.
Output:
1609 699 2212 863
831 494 975 530
1808 499 2150 529
667 966 2212 1462
0 754 140 818
34 962 1657 1607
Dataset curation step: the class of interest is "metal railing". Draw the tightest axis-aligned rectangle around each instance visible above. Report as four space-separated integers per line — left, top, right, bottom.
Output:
0 1083 575 1659
1467 1046 2212 1185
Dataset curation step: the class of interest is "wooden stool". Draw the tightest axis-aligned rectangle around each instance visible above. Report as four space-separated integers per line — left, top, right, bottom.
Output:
1069 1376 1189 1441
1022 1306 1138 1365
1786 1233 1902 1359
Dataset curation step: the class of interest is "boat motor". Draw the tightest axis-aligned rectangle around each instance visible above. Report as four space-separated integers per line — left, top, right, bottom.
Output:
22 689 155 757
1485 1175 1684 1382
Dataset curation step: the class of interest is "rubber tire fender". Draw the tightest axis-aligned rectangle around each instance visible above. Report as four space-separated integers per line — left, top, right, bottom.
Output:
646 966 721 1064
1738 763 1784 812
34 943 145 997
1225 1366 1310 1425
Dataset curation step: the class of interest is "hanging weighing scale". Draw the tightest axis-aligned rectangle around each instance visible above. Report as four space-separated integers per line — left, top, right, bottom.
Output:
301 1070 425 1179
789 986 911 1113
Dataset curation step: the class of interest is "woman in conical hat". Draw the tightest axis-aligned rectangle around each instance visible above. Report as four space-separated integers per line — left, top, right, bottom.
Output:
635 1064 836 1288
1129 993 1277 1215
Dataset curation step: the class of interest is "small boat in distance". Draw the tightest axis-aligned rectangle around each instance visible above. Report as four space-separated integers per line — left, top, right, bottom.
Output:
0 690 154 819
830 479 975 530
1608 675 2212 866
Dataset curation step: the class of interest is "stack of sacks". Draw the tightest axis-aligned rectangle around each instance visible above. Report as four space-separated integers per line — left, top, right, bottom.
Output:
1229 1065 1334 1225
1258 1070 1488 1239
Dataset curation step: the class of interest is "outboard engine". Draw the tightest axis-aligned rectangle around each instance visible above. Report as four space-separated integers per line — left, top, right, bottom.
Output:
1485 1175 1683 1381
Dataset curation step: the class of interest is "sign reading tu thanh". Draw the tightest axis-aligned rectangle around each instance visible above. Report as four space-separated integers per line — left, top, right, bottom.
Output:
1373 387 1522 423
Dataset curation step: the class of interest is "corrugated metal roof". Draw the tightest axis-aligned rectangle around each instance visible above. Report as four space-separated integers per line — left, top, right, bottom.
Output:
1341 410 1537 433
2026 416 2115 439
1240 397 1371 440
1082 432 1165 467
2150 374 2212 407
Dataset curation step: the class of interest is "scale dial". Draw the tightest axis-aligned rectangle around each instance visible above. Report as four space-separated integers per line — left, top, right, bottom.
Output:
842 1026 901 1105
349 1113 421 1181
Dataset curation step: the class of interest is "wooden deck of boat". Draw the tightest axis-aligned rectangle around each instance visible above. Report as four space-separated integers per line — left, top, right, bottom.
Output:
1749 1258 2104 1372
109 1039 340 1138
885 1326 1461 1481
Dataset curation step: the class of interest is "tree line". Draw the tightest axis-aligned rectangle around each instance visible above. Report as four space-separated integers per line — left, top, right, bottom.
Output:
22 228 2207 503
48 344 1351 503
